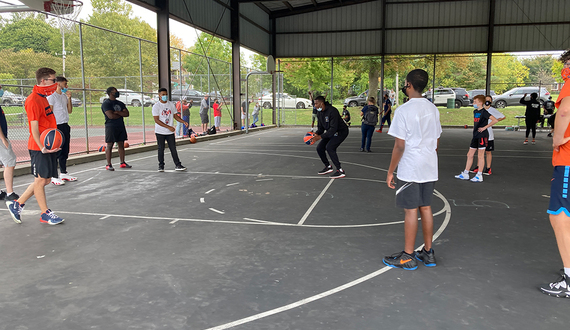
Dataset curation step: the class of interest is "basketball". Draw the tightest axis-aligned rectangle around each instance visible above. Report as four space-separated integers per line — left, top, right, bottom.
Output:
124 142 129 148
464 125 468 129
190 134 197 143
98 145 106 152
40 128 64 150
304 131 315 145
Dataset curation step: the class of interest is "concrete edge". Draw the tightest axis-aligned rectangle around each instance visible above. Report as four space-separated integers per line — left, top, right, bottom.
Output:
2 125 277 178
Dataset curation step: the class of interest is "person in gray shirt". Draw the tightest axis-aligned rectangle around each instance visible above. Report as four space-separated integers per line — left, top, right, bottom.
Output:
200 94 210 133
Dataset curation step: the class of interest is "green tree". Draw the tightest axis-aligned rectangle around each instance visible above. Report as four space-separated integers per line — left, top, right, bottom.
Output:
0 13 60 54
521 55 556 85
491 54 529 93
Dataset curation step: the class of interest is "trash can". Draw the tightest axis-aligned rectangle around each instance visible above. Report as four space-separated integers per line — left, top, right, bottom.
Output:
447 98 455 109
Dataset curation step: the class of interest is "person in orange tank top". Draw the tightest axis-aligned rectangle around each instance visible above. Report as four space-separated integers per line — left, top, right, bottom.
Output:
541 50 570 298
6 68 65 225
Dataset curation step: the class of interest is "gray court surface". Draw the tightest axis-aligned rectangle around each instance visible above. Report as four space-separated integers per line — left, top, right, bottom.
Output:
0 127 568 330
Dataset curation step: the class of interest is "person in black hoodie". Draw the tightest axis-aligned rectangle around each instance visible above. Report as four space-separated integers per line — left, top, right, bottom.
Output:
520 92 541 145
310 96 349 178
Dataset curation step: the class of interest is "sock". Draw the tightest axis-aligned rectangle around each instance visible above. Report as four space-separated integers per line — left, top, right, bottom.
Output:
7 192 15 196
463 170 469 174
565 267 570 278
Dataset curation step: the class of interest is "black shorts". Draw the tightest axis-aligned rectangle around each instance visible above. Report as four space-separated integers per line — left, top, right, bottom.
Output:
547 166 570 217
395 180 436 209
200 113 209 124
29 150 58 179
105 125 128 143
470 137 488 149
486 140 495 152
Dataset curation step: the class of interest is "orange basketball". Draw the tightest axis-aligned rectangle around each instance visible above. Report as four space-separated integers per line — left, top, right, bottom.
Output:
124 142 130 148
304 131 315 145
40 128 64 150
190 134 197 143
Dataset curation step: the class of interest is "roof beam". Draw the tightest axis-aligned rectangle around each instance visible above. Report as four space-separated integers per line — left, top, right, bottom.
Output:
282 1 294 11
271 0 376 18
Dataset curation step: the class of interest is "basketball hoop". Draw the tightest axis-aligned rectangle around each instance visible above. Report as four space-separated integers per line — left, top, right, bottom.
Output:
44 0 83 33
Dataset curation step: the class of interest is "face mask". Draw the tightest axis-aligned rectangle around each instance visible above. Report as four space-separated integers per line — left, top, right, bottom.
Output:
561 67 570 81
36 83 58 96
473 104 479 109
0 89 3 98
161 95 168 102
317 107 323 112
114 91 120 98
485 101 491 106
61 88 68 93
401 84 409 97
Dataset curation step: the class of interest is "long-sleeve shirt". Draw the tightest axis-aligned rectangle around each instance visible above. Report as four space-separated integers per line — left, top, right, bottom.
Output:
315 103 348 139
520 97 541 118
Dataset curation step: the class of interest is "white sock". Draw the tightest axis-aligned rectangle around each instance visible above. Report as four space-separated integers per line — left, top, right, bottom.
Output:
565 267 570 278
7 192 15 196
463 170 469 174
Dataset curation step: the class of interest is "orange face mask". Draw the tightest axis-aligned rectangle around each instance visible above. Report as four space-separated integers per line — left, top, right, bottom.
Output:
562 67 570 82
35 83 58 96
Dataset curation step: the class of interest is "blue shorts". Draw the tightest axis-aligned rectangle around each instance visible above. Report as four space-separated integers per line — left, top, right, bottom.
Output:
547 166 570 217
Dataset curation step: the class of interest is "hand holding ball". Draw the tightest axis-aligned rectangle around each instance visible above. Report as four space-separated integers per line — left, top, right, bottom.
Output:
304 131 315 145
40 128 64 151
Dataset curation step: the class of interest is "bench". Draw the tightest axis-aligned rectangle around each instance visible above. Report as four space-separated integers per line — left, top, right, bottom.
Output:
513 115 552 131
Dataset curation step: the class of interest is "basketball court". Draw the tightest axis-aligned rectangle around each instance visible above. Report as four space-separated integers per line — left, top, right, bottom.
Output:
0 127 567 329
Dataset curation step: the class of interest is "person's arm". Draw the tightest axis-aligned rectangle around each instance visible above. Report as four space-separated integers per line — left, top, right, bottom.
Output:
104 110 122 119
553 97 570 152
116 106 129 117
0 127 8 148
173 113 188 126
320 110 340 139
360 105 368 117
386 138 405 189
478 115 499 132
66 90 72 114
153 116 175 132
520 94 530 105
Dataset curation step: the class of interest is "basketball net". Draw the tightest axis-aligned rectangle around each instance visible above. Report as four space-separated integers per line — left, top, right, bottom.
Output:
45 0 83 76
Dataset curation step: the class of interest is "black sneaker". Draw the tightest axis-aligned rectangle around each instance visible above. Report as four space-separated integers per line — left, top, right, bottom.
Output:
318 165 333 175
175 165 187 171
415 248 436 267
120 162 132 169
0 190 6 200
367 149 372 153
482 167 492 175
540 271 570 298
359 148 364 152
330 169 346 179
5 192 19 201
158 166 164 172
383 251 418 270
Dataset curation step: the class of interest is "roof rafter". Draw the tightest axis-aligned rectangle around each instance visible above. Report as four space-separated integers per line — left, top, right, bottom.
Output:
270 0 376 18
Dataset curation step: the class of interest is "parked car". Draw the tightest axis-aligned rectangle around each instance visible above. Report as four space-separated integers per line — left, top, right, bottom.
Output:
71 97 82 107
467 89 496 104
344 89 388 107
259 93 312 109
1 91 26 106
171 88 204 103
424 87 469 108
492 87 550 108
99 89 152 107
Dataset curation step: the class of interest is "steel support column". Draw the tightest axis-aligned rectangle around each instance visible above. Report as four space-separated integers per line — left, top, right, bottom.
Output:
157 0 171 94
231 0 241 130
485 0 496 94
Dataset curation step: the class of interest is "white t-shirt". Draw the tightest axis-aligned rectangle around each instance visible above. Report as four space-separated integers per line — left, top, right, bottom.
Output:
486 107 505 141
47 92 69 125
152 101 176 135
388 97 442 183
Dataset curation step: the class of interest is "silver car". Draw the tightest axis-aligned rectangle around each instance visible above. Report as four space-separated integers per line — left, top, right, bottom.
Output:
492 87 550 108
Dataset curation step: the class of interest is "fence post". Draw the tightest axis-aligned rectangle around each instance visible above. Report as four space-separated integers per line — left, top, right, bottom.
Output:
79 23 90 153
139 39 146 144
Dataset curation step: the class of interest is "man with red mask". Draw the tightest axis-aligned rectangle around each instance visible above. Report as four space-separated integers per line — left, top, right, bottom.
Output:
541 51 570 298
6 67 64 225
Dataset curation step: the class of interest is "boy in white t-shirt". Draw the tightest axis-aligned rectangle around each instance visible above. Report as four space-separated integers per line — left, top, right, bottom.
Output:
152 88 188 172
384 69 442 271
471 95 505 175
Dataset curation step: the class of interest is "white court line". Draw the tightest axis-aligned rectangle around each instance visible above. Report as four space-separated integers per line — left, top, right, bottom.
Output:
209 129 277 145
200 198 205 203
226 182 240 186
256 178 274 182
298 179 335 225
209 208 225 214
203 189 452 330
169 219 179 224
99 215 111 220
205 189 216 194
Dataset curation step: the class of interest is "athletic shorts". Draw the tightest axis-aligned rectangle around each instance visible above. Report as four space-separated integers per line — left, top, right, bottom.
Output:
240 113 246 120
29 150 57 179
105 125 128 143
470 137 488 149
201 113 209 124
486 140 495 152
547 166 570 217
395 180 436 209
312 113 317 122
214 116 221 128
0 140 17 167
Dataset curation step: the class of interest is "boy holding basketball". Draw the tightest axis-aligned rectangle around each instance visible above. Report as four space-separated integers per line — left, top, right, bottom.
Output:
7 67 64 225
383 69 441 270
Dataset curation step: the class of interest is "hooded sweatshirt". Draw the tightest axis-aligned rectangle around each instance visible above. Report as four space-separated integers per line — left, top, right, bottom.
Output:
315 102 348 139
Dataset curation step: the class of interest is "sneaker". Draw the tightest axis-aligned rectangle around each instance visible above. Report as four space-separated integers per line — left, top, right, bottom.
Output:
540 271 570 298
376 129 382 133
548 133 553 137
470 174 483 183
51 177 65 186
0 190 6 200
318 165 333 175
40 209 64 225
472 167 479 173
5 192 19 201
158 166 164 172
175 165 187 171
415 248 436 267
359 148 364 152
106 165 114 171
6 200 23 224
60 173 77 182
383 251 418 270
482 167 492 175
523 140 528 145
120 162 132 169
455 172 470 180
367 149 372 153
532 140 536 145
330 169 346 179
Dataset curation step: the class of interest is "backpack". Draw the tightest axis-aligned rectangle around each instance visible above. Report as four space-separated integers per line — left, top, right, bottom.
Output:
207 125 217 135
363 105 379 126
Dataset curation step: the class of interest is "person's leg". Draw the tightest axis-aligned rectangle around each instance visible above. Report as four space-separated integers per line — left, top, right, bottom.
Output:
525 118 532 140
419 205 434 251
316 138 330 166
366 125 374 150
3 166 14 194
57 123 71 174
156 134 166 167
176 121 182 136
550 213 570 268
182 115 189 136
105 142 113 165
403 208 419 254
166 134 181 166
486 150 493 169
34 177 51 212
360 125 366 149
118 141 125 164
477 148 485 171
386 112 391 127
325 130 349 170
464 148 476 172
532 119 537 140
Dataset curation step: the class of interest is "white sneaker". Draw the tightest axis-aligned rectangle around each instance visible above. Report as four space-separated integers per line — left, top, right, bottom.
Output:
60 173 77 182
455 172 470 180
470 174 483 183
51 177 65 186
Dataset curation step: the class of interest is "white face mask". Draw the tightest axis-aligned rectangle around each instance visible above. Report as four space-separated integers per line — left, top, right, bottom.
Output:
317 108 322 112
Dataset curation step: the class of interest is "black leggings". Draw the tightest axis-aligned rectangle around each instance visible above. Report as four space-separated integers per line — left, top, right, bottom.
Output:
56 123 71 173
525 116 539 139
316 129 349 170
156 133 181 167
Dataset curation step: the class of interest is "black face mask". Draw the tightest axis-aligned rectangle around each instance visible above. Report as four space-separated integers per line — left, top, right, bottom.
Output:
485 101 491 106
114 91 120 98
401 84 409 97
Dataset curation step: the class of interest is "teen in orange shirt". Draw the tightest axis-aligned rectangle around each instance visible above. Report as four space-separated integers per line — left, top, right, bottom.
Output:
6 67 64 225
541 50 570 298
